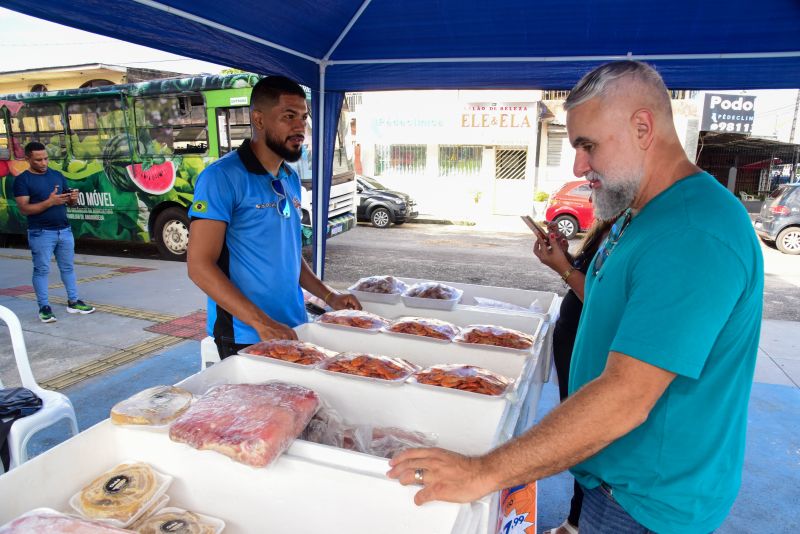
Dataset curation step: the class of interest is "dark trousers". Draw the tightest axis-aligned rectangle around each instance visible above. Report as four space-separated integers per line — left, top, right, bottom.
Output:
553 331 584 527
214 338 251 360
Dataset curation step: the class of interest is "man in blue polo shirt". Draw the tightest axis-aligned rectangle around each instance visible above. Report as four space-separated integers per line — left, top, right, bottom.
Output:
388 61 763 534
13 141 95 322
187 76 360 357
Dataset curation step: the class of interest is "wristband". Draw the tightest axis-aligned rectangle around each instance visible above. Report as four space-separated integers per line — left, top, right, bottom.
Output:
560 267 575 282
322 289 336 303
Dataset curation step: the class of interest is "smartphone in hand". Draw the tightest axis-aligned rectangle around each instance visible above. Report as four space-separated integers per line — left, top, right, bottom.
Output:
521 215 550 243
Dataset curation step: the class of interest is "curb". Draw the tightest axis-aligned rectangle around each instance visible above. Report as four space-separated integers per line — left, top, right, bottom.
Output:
406 217 476 226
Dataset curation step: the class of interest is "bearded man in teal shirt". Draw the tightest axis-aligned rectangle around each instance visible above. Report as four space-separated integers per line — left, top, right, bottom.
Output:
388 61 763 534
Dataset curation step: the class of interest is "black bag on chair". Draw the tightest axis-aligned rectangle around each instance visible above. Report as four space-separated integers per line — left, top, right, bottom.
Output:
0 387 43 470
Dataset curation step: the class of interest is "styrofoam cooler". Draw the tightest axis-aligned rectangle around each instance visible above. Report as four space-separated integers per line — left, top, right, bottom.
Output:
0 420 483 534
179 354 524 455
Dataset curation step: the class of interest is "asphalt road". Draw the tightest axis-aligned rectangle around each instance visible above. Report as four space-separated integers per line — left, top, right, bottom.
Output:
5 221 798 321
324 222 800 322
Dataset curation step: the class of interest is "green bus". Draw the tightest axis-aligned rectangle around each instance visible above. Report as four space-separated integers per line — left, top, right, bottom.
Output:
0 73 357 259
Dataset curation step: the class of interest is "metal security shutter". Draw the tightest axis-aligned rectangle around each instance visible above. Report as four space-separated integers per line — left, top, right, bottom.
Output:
495 148 527 180
547 127 567 167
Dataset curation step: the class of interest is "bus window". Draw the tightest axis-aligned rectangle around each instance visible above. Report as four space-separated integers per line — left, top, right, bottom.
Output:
135 94 208 155
0 111 9 160
216 106 251 156
66 98 127 159
10 103 66 159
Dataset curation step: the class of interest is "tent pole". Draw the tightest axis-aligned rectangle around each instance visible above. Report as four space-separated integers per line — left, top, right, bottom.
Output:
314 63 327 278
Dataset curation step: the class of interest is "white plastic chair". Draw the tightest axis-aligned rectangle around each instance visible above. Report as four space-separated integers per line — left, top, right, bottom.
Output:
0 305 78 471
200 336 221 370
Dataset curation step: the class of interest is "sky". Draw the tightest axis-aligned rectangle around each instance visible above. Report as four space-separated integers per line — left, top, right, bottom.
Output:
0 8 228 74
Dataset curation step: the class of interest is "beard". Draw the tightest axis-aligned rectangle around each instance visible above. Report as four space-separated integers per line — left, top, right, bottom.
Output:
590 166 643 221
264 131 303 163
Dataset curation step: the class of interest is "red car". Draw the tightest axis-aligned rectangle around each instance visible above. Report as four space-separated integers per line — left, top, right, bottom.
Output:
544 180 595 239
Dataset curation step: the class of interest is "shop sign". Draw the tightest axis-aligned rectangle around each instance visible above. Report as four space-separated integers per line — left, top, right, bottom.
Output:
701 93 756 133
462 103 534 129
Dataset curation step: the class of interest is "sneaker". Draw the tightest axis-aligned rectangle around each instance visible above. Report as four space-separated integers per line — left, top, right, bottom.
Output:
67 300 96 314
39 305 57 323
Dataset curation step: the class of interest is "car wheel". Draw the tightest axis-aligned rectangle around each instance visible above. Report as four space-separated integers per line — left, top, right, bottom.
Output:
553 215 579 240
776 226 800 255
154 207 190 261
760 237 777 249
370 207 391 228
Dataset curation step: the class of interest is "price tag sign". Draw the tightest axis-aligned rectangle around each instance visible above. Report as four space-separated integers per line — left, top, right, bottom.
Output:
499 509 535 534
497 483 537 534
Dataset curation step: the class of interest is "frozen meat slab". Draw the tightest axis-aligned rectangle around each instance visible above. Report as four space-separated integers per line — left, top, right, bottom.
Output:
169 382 319 467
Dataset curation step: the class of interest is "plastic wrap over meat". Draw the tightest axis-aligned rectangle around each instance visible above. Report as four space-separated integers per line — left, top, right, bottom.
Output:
353 426 437 459
386 316 460 341
239 340 337 366
0 509 131 533
474 296 545 314
317 309 390 331
169 382 320 467
350 275 408 294
110 385 193 426
402 282 462 300
412 364 512 396
320 352 418 382
301 405 436 458
455 324 534 350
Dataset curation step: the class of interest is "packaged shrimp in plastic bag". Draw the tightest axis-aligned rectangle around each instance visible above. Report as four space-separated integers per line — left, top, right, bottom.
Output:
319 352 419 383
455 324 535 351
169 382 320 468
401 282 463 310
317 309 390 332
239 339 337 367
402 282 462 300
349 275 408 295
411 364 512 397
385 316 461 342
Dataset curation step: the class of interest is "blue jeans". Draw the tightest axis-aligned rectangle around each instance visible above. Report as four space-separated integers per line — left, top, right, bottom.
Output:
28 227 79 308
579 484 654 534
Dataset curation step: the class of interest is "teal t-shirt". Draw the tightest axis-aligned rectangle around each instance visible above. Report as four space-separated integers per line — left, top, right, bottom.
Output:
569 172 763 533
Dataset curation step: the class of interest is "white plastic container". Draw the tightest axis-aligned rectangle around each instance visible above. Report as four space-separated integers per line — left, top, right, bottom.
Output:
296 322 535 381
68 461 173 529
399 277 559 320
0 420 479 534
177 354 521 455
347 284 403 304
132 506 225 534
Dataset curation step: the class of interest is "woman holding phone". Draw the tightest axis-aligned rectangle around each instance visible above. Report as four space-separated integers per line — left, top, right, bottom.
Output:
533 218 612 534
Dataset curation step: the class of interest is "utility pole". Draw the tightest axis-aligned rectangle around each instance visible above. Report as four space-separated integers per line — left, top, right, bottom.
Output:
790 89 800 144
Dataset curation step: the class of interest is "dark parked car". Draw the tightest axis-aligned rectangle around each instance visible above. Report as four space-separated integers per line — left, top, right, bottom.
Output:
356 176 418 228
754 183 800 254
544 180 595 239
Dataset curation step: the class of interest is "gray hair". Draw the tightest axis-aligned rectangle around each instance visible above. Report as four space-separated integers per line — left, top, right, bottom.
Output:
564 61 672 116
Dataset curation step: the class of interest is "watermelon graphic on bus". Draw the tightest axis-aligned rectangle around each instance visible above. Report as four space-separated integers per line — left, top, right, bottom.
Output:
125 161 176 195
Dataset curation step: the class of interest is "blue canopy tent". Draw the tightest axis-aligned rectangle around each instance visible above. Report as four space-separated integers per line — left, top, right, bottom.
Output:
5 0 800 276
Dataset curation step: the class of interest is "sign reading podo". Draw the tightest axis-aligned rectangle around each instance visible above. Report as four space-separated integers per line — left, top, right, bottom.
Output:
701 93 756 133
462 103 535 129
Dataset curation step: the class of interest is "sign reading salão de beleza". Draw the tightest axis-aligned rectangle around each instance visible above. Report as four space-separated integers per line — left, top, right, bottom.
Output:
701 93 756 133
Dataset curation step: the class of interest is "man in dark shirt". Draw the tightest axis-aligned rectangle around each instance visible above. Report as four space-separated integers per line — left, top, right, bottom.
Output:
13 141 95 322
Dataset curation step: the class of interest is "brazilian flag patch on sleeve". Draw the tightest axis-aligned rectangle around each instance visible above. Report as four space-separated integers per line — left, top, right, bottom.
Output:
191 200 208 214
